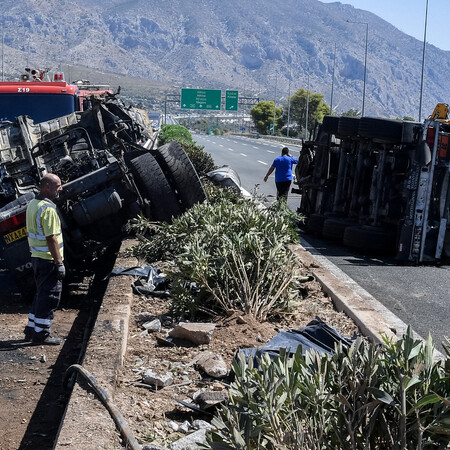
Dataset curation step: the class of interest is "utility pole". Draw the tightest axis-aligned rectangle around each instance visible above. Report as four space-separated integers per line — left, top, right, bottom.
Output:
272 70 277 134
305 56 310 140
419 0 429 122
330 43 337 114
287 65 291 137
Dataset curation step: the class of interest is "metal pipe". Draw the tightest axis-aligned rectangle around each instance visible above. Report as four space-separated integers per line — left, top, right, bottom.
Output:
347 20 369 116
64 364 142 450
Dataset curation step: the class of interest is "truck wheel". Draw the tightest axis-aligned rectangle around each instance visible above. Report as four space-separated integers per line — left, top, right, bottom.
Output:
129 153 182 222
358 117 403 144
321 116 340 135
154 141 207 209
337 116 360 138
322 218 357 241
343 225 396 254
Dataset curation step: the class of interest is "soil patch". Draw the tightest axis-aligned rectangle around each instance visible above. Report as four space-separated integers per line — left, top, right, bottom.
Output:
110 249 358 448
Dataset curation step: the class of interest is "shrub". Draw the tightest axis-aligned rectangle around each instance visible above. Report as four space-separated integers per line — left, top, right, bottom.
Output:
158 124 193 146
128 188 302 320
206 328 450 449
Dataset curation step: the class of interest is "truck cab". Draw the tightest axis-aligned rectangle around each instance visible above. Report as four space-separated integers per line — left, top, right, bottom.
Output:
0 68 81 125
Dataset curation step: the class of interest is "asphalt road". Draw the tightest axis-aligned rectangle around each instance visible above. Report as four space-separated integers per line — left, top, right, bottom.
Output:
193 132 449 353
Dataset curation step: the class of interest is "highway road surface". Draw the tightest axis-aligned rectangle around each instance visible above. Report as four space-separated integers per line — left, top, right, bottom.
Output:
193 132 450 353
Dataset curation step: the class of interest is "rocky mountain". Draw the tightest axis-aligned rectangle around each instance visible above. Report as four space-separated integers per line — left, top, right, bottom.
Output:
1 0 449 119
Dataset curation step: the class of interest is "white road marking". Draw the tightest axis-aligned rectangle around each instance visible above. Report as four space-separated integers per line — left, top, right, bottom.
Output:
267 150 275 154
257 160 268 165
228 148 234 151
240 153 247 157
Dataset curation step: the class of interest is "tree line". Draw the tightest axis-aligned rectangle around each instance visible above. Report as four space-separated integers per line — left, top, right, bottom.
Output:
250 88 416 139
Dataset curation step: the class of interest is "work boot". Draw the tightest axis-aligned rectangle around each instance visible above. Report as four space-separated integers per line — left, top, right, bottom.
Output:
23 326 34 341
32 331 61 346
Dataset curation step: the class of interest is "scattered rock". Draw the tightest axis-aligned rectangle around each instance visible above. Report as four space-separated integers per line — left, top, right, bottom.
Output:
167 421 179 432
168 322 216 345
142 369 174 388
192 389 229 410
179 420 191 433
168 429 208 450
142 319 162 333
192 351 228 378
193 419 215 431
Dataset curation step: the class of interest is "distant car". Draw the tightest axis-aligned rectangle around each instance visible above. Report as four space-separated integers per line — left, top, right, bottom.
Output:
148 112 162 131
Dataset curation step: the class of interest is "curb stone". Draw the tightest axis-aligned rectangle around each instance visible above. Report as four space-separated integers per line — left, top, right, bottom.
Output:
293 240 444 360
54 244 138 450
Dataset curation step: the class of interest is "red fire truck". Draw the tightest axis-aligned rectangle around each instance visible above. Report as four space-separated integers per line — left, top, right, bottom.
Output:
0 68 82 124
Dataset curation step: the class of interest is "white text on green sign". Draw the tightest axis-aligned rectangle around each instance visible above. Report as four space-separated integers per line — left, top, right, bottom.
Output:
225 90 239 111
181 89 221 110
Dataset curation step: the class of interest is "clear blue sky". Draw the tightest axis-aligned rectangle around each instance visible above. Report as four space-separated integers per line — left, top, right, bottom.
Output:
319 0 449 51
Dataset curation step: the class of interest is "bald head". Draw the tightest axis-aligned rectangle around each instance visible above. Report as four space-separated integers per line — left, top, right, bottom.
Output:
40 173 62 200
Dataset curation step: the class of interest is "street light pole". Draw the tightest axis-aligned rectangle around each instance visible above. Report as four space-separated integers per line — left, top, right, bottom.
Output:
347 20 369 116
272 70 277 134
419 0 429 122
330 42 337 114
287 65 291 137
305 55 310 140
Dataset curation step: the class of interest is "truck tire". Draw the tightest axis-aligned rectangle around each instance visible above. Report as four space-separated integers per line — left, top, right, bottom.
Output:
337 116 360 138
322 218 357 241
321 116 340 135
129 153 182 222
343 225 396 254
358 117 403 144
154 141 207 209
306 213 326 235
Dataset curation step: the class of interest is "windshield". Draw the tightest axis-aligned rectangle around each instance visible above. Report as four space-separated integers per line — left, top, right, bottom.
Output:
0 93 78 124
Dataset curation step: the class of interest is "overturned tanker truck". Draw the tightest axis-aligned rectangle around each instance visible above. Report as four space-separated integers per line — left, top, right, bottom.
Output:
0 91 206 298
294 104 450 264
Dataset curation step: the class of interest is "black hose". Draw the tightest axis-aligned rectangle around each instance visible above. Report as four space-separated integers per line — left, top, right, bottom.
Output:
64 364 141 450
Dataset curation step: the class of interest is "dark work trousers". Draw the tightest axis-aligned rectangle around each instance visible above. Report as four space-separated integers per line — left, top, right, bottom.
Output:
275 180 292 200
28 257 62 336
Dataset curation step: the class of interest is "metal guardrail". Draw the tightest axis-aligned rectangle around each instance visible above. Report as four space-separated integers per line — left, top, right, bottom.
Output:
232 132 303 147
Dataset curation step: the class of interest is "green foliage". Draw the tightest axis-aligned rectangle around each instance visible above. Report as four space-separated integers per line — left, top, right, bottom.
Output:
158 124 193 146
288 89 330 139
342 108 361 117
206 327 450 449
251 101 283 135
128 188 302 320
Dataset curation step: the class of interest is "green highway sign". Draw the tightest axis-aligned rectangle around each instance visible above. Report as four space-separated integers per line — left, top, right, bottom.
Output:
225 90 239 111
181 88 221 110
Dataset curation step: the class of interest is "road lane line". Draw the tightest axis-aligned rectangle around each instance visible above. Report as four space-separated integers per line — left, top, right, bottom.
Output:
228 148 234 151
267 150 275 153
240 153 247 157
257 160 268 165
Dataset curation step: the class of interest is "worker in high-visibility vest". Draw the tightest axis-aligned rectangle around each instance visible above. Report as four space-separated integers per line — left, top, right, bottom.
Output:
24 173 65 345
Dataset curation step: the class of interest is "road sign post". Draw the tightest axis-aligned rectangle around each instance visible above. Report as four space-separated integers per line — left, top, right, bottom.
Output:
181 88 221 110
225 90 239 111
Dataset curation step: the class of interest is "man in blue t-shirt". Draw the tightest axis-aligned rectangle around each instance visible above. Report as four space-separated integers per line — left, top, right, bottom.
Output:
263 147 299 200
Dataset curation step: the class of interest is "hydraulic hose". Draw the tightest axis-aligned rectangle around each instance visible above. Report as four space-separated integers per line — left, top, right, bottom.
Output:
64 364 141 450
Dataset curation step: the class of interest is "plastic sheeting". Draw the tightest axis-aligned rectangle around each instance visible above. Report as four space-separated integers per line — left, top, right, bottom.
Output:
110 265 169 296
237 317 355 365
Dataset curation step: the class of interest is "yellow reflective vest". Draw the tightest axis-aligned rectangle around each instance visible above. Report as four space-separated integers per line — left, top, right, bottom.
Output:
26 197 64 260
